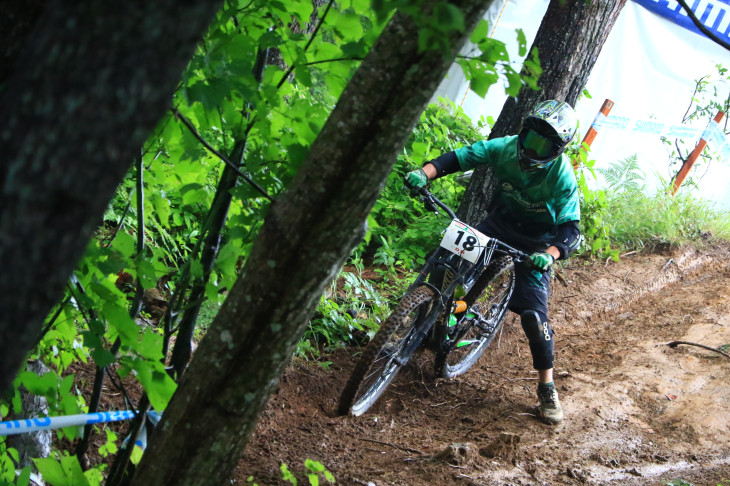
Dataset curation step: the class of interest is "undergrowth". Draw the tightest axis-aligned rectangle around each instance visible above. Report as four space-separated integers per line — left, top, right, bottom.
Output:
596 156 730 252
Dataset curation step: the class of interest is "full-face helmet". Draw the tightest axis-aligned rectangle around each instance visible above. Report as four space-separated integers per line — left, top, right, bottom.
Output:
518 100 578 170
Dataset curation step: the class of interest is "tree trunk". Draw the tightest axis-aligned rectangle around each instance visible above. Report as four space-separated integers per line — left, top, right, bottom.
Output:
0 0 46 86
457 0 627 225
131 2 498 485
0 1 224 394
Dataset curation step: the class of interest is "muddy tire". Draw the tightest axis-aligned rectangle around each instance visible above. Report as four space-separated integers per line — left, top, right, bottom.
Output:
434 256 514 378
338 286 436 416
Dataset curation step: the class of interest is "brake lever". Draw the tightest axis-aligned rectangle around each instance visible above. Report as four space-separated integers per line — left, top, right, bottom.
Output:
419 192 439 214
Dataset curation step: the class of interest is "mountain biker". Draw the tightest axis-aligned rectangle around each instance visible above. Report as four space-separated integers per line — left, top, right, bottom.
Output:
404 100 581 425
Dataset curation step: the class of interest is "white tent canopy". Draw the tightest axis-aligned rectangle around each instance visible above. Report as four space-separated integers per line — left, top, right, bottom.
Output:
434 0 730 209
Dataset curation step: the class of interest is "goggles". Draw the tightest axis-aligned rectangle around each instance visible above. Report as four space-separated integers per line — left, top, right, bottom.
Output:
520 129 560 160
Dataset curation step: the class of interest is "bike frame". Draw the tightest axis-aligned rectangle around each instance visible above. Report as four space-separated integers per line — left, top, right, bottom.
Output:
397 188 528 362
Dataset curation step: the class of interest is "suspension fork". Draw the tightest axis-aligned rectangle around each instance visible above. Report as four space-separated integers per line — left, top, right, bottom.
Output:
394 297 445 365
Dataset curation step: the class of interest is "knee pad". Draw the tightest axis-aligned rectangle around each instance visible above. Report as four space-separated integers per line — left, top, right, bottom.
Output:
520 310 551 343
521 310 554 370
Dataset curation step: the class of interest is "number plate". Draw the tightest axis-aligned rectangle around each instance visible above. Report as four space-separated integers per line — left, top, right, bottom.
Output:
439 220 490 263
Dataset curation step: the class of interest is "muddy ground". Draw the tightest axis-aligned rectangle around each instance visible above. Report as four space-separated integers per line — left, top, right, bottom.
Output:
236 242 730 485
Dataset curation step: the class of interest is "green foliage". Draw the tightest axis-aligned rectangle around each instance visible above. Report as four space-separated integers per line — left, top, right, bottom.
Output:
32 454 102 486
600 176 730 251
2 0 384 476
363 99 486 270
572 64 730 260
0 441 28 486
598 154 645 194
11 371 83 440
567 142 620 261
247 460 334 486
299 270 391 358
575 150 730 253
457 20 538 98
0 0 550 478
660 64 730 180
304 459 336 486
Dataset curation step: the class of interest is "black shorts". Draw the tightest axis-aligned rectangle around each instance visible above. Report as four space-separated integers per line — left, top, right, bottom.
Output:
474 214 554 317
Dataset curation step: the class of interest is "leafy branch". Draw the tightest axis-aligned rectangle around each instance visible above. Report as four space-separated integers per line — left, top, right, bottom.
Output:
276 0 335 89
172 108 273 202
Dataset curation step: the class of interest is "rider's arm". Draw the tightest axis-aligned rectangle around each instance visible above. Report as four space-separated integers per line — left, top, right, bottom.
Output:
423 151 460 179
544 245 561 261
552 220 581 260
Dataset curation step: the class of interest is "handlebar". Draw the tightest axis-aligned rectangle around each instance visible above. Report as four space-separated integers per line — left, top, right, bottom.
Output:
413 186 530 262
415 187 457 220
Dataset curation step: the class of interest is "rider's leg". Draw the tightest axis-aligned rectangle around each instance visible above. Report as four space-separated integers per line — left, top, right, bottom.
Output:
511 262 564 424
538 368 553 384
473 216 563 423
519 310 562 424
519 309 554 372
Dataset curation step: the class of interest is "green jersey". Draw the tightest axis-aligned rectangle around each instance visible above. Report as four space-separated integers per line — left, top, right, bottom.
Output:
454 135 580 227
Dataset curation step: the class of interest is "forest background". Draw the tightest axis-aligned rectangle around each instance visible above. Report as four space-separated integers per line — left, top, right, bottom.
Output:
0 0 729 485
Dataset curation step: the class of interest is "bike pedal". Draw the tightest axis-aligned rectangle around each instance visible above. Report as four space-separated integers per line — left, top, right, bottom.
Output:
456 339 480 348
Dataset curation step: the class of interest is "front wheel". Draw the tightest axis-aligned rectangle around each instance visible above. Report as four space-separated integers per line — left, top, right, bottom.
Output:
434 256 515 378
338 286 436 416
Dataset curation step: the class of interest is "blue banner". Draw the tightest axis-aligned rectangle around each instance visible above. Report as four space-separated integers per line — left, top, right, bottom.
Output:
633 0 730 44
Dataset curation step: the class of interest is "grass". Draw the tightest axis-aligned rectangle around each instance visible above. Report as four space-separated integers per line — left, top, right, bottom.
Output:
601 187 730 251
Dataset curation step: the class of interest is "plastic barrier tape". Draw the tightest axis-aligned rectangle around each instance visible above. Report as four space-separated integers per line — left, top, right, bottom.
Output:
592 113 729 162
0 410 161 436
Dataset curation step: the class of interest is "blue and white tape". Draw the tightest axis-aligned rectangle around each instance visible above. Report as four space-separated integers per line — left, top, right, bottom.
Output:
592 113 730 161
703 120 730 160
592 112 705 139
0 410 161 437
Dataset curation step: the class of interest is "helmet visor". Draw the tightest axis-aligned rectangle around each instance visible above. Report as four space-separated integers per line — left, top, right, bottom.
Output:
521 129 559 160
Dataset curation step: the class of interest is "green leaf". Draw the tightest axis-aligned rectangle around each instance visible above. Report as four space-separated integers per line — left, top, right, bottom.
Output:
136 330 163 361
129 359 177 411
84 467 104 486
334 11 364 41
259 30 284 49
16 466 31 486
503 69 523 97
433 2 465 32
151 193 171 225
103 302 138 344
294 65 313 87
135 256 158 289
516 28 527 57
469 70 498 98
111 231 135 257
34 456 90 486
91 347 116 368
280 463 297 485
17 370 58 396
470 19 489 44
186 78 232 111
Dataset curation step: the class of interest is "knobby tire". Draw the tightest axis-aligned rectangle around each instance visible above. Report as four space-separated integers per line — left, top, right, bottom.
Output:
434 255 515 378
338 286 436 416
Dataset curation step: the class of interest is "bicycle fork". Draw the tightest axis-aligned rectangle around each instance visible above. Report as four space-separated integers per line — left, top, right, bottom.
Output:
392 301 445 366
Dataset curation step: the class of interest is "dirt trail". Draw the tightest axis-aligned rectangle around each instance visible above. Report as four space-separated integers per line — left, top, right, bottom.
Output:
237 243 730 485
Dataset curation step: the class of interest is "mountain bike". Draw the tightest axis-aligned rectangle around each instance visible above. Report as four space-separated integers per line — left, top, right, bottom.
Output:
338 187 529 416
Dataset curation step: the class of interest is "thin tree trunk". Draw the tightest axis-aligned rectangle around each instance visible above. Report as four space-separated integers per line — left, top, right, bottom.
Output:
131 2 498 485
457 0 627 224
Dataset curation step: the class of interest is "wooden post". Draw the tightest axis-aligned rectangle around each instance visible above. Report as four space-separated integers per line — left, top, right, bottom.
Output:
671 110 726 195
573 99 614 169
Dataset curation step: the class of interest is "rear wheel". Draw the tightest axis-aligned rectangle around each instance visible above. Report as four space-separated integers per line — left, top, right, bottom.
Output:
338 286 436 416
434 256 515 378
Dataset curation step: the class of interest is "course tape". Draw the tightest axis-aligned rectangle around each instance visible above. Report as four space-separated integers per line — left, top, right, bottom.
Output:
0 410 161 437
592 113 730 161
704 120 730 160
